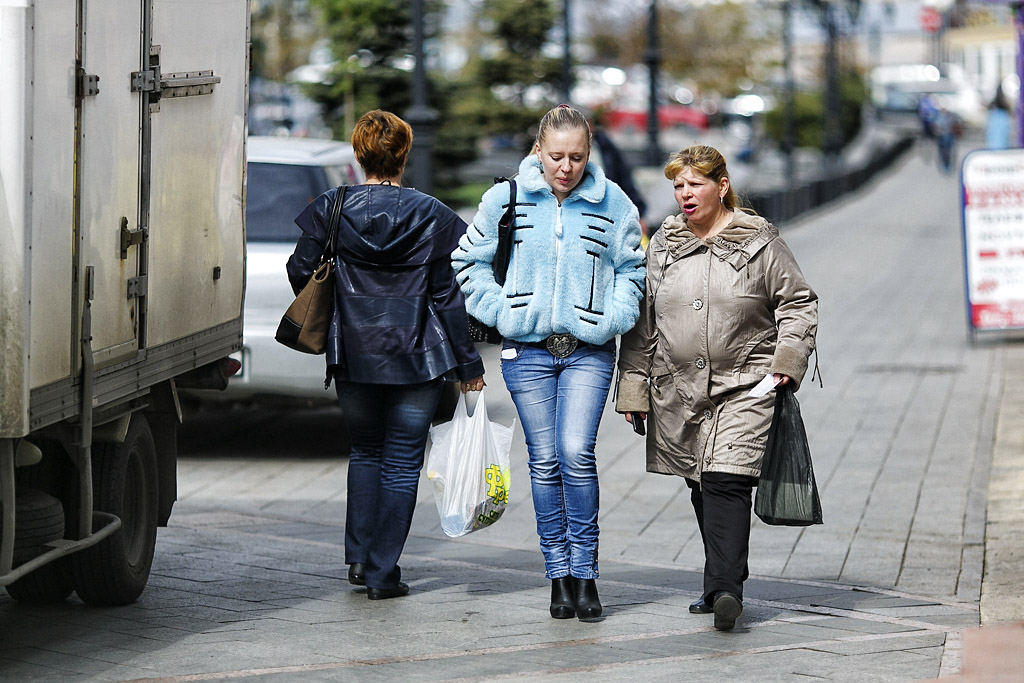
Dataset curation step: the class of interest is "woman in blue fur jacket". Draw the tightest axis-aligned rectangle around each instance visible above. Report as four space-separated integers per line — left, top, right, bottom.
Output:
452 105 646 621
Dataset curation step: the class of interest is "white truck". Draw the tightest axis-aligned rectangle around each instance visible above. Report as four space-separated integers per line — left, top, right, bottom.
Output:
0 0 249 605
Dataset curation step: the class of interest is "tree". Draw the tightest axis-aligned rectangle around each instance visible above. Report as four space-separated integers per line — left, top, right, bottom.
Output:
251 0 321 82
306 0 419 139
305 0 480 195
472 0 562 145
580 1 770 98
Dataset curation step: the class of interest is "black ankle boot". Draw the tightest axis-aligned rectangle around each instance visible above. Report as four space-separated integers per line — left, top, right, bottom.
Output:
348 562 366 586
550 577 575 619
573 577 602 620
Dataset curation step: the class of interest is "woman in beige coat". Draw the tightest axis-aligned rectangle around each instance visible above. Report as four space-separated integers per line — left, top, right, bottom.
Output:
616 145 817 630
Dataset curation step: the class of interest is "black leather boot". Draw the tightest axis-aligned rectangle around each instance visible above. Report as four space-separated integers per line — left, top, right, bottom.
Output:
713 591 742 630
573 577 602 620
550 577 575 619
348 562 366 586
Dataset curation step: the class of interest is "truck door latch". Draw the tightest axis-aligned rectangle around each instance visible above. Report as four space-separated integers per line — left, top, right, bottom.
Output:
76 68 100 99
119 217 148 259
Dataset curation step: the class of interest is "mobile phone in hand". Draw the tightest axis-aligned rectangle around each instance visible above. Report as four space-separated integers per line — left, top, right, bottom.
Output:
631 413 646 436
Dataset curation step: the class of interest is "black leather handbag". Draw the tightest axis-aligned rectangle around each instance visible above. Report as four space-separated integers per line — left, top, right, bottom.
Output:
467 177 516 344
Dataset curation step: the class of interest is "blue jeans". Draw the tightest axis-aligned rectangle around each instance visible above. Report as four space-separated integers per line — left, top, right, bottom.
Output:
335 378 443 590
500 340 615 580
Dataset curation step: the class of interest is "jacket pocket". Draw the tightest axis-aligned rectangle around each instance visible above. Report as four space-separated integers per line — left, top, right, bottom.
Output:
733 328 777 372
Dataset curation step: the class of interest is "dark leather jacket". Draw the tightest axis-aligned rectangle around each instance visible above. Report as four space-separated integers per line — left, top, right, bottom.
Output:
286 184 484 385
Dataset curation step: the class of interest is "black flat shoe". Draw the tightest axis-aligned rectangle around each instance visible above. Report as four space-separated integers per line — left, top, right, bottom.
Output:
689 597 713 614
550 577 575 619
713 591 742 630
366 582 409 600
573 577 602 621
348 562 366 586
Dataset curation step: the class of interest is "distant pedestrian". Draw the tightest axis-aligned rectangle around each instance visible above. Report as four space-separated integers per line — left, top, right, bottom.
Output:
986 85 1013 150
615 145 818 630
918 94 938 140
933 105 963 173
592 125 649 234
287 110 485 600
453 104 646 621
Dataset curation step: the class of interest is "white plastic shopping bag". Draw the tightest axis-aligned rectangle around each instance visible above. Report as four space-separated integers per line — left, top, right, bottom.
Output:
426 390 515 538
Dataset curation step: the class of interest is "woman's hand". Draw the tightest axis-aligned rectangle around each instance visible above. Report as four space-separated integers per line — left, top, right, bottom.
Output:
773 374 791 387
461 376 485 393
625 412 647 424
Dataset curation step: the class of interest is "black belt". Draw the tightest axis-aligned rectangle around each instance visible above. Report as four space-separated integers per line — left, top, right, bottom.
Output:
517 334 584 359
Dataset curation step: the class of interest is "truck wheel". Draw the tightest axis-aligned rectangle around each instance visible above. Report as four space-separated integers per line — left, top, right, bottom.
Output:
2 488 74 604
5 561 75 604
0 488 65 564
6 444 78 604
71 414 159 606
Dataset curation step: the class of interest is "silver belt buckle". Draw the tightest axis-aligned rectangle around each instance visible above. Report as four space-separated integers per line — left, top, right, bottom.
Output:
545 334 578 358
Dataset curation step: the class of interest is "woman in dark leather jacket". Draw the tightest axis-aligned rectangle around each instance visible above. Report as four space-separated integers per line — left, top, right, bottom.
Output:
286 110 485 600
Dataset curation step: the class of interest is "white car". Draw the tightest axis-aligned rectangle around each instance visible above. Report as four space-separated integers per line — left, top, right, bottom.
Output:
223 136 364 405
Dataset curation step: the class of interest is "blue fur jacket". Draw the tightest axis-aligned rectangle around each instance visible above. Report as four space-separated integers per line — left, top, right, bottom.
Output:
452 154 646 345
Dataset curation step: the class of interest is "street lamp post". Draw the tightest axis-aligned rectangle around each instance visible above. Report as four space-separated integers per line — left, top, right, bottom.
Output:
406 0 436 193
562 0 572 103
645 0 662 166
783 0 796 187
819 0 842 180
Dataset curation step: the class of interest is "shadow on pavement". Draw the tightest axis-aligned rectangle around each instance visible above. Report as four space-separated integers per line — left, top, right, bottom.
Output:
178 405 350 458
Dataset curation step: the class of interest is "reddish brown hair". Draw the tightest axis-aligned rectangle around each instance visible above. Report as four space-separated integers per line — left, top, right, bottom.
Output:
351 110 413 179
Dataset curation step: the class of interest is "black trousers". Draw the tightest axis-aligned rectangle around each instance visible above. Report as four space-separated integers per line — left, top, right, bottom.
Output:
686 472 758 601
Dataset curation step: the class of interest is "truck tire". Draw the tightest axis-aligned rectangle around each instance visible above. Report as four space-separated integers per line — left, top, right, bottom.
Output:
2 488 74 604
0 488 65 564
5 560 76 604
71 414 159 606
6 444 78 604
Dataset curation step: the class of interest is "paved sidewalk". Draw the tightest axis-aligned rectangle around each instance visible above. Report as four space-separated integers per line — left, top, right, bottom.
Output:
1 145 1023 681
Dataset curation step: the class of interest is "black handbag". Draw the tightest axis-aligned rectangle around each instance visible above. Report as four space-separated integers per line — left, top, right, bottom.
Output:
467 177 516 345
753 386 823 526
275 186 346 354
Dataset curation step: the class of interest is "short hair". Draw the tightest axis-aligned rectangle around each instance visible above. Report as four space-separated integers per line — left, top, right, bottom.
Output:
664 145 742 212
535 104 592 151
351 110 413 179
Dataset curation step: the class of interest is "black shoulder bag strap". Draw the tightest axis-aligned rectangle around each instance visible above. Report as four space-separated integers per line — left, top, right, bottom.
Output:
320 185 347 265
491 177 516 286
321 185 347 390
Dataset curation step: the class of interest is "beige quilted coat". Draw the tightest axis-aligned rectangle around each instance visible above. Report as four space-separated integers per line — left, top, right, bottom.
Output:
616 210 817 481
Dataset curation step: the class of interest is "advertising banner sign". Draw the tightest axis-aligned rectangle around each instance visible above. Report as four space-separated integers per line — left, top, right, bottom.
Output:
962 149 1024 333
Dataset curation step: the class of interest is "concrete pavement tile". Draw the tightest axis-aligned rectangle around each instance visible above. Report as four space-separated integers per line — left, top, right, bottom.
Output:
806 594 941 610
0 656 83 682
806 630 945 656
0 646 127 676
796 615 929 634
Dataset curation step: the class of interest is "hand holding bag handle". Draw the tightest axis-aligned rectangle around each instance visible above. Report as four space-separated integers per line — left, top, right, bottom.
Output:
467 177 515 344
275 186 347 354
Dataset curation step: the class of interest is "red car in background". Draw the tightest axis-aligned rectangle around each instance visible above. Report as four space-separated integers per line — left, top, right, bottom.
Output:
601 104 709 133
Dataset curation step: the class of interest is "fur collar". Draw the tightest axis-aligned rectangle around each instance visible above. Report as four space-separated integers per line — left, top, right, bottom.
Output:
517 154 609 204
658 210 778 265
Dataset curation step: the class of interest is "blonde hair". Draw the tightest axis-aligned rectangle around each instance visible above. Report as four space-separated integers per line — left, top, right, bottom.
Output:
351 110 413 179
535 104 592 151
664 145 742 212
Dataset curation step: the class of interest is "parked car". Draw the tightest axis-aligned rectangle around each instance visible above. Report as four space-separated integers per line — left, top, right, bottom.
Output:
204 136 364 406
601 104 709 134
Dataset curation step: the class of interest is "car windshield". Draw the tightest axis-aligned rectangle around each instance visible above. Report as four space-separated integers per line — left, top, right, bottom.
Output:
245 162 328 242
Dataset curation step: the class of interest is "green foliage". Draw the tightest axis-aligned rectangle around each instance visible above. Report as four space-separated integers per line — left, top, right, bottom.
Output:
581 2 769 97
310 0 411 62
434 181 493 213
475 0 561 126
764 71 868 149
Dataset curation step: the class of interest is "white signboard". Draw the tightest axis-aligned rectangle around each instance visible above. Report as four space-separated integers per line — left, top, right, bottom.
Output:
962 149 1024 332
